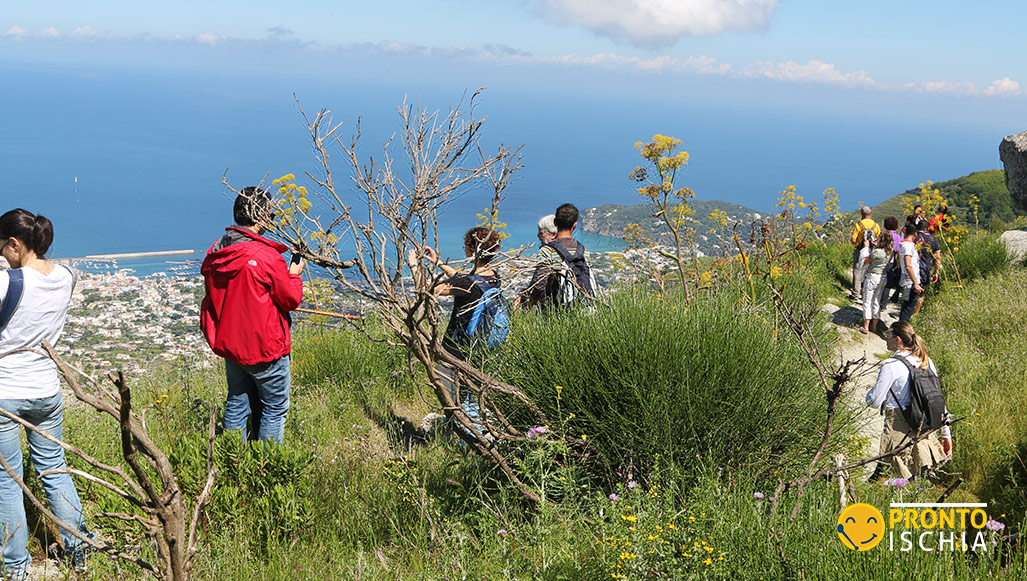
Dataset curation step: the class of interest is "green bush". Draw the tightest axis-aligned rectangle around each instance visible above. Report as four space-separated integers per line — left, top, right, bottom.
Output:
942 231 1008 284
492 286 853 487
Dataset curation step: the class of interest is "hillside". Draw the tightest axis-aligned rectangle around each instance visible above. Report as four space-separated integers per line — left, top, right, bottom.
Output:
582 199 765 256
872 169 1020 224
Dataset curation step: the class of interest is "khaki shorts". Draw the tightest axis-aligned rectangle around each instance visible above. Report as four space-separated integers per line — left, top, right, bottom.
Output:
879 409 946 479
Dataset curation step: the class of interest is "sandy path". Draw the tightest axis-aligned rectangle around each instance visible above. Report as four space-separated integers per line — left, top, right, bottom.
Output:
821 293 904 476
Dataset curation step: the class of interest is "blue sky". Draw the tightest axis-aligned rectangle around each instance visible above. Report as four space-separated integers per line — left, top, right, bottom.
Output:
1 0 1024 238
3 0 1023 97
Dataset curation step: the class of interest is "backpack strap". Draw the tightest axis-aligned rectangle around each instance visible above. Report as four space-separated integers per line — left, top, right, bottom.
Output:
544 240 578 265
0 269 25 332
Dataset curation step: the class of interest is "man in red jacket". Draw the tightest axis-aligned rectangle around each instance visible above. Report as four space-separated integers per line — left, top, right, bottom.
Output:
201 187 304 444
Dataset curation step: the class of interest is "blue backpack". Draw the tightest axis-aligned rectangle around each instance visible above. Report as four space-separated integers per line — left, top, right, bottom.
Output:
454 274 510 349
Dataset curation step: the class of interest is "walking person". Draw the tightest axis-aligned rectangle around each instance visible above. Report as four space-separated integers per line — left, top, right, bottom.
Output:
0 209 93 579
898 225 922 322
860 234 892 334
866 321 952 480
201 188 304 445
518 203 598 310
912 220 942 317
850 206 881 300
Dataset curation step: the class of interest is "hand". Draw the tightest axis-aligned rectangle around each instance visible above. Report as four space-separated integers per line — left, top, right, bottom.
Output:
940 437 953 458
406 248 419 267
931 272 939 283
288 259 305 275
914 283 923 295
422 246 438 264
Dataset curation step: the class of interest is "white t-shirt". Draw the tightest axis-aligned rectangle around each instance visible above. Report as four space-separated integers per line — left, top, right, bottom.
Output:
0 266 76 399
899 240 920 288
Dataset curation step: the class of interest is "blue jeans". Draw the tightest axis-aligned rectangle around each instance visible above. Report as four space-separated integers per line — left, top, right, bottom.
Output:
0 393 89 577
224 356 291 445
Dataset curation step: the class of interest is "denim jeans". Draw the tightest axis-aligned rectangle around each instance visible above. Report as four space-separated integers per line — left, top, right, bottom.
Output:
0 393 89 578
224 356 291 445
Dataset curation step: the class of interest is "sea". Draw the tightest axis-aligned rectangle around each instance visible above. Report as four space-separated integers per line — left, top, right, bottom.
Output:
1 61 1012 277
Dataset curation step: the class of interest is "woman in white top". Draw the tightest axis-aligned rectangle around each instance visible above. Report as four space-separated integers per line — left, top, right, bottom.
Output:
859 233 892 334
866 321 952 480
0 209 91 579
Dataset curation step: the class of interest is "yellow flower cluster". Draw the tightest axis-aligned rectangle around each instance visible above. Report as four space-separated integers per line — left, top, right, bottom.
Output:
475 207 510 240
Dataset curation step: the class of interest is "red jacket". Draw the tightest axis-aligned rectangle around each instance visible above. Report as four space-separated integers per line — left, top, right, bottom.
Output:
200 227 303 365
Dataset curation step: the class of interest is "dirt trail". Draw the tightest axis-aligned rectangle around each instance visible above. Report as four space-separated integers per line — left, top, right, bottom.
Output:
821 294 904 476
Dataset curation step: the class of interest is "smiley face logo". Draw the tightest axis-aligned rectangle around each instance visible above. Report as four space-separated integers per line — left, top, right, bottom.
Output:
836 503 885 551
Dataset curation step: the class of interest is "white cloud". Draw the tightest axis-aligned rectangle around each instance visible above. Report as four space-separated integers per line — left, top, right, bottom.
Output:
69 26 113 40
194 32 226 46
535 0 779 48
2 25 1021 99
743 60 880 88
3 25 32 40
983 77 1021 96
904 77 1023 97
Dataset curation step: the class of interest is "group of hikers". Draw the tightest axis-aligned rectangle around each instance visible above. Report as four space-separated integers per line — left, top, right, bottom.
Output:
0 192 955 578
850 203 948 334
851 204 954 480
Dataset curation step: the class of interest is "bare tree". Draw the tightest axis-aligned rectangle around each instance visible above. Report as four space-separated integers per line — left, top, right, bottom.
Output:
0 342 217 581
237 90 555 501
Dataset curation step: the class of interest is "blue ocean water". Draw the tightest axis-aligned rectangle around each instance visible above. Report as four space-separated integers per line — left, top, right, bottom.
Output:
0 61 1009 275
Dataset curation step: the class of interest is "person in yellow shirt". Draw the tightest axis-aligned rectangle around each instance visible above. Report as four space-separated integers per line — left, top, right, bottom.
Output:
850 206 881 299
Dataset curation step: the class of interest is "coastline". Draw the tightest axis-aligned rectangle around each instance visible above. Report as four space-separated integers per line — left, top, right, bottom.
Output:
71 249 196 260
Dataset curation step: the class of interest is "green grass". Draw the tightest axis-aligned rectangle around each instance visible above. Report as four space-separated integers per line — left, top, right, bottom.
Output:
33 259 1027 580
918 268 1027 520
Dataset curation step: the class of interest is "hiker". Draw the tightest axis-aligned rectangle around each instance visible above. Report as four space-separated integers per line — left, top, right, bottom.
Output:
929 206 951 235
912 220 942 317
0 209 93 578
883 216 903 302
537 214 557 245
850 206 881 300
859 233 892 334
897 225 922 323
907 205 929 233
866 321 952 480
201 187 304 445
409 227 506 433
517 203 598 310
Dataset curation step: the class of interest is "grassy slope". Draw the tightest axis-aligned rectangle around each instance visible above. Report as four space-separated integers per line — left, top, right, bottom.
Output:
49 239 1027 580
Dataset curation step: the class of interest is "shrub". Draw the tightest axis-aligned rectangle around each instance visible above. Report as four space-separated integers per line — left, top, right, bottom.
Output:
942 231 1008 284
492 286 853 487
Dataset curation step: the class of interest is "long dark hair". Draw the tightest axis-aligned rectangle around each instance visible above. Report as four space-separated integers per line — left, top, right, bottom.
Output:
0 208 54 257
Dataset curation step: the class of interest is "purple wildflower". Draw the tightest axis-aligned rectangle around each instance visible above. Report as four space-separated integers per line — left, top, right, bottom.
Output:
986 520 1006 532
526 426 549 439
627 480 639 489
609 493 621 502
753 492 765 500
884 478 909 488
497 529 508 536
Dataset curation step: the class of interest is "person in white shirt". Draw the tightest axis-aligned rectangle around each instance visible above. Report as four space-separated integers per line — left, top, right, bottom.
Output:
898 223 922 322
866 321 951 480
0 209 92 579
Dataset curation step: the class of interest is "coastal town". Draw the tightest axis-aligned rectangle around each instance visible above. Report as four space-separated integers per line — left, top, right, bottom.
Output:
60 270 214 375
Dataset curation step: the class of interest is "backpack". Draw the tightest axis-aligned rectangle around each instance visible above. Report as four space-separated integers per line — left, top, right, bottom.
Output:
452 274 510 349
543 240 595 307
0 269 25 332
884 254 902 290
915 232 936 284
889 355 948 435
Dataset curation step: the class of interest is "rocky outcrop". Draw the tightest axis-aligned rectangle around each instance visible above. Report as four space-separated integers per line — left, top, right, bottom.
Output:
999 132 1027 212
999 229 1027 263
